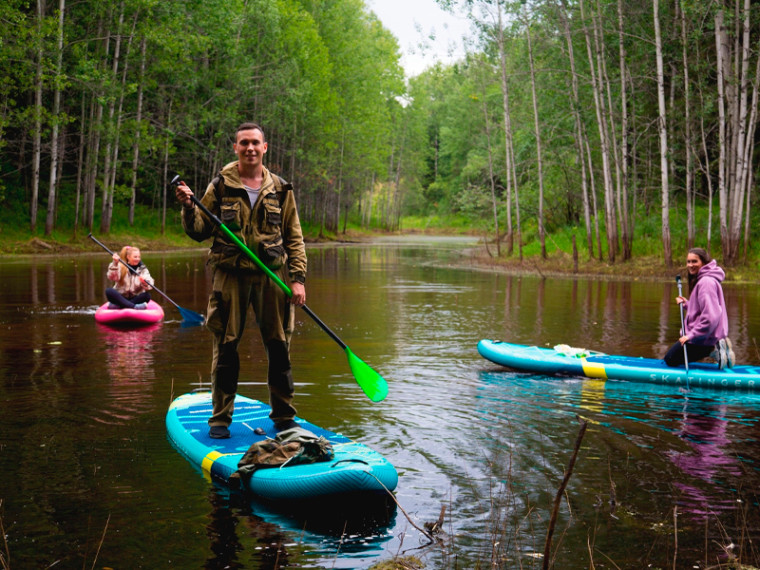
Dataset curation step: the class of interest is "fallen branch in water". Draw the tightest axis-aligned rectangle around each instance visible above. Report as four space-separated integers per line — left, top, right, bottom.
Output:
366 473 436 544
91 514 110 570
543 415 588 570
0 501 9 570
424 504 446 536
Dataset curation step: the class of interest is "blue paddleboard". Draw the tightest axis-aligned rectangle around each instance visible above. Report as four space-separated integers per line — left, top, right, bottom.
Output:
166 391 398 500
478 339 760 390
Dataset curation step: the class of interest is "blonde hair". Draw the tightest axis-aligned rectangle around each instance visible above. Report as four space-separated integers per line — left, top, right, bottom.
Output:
117 246 139 281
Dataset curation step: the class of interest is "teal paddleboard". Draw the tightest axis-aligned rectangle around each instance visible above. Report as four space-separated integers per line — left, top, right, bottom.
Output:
478 339 760 390
167 391 398 501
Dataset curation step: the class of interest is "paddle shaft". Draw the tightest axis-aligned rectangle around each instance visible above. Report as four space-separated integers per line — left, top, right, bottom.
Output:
187 196 348 349
88 233 179 310
182 186 386 401
676 275 689 374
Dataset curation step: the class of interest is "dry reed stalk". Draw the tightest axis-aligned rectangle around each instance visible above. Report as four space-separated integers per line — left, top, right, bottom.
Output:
542 415 588 570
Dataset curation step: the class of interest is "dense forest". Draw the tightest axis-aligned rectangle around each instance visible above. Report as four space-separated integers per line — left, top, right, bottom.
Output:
1 0 758 267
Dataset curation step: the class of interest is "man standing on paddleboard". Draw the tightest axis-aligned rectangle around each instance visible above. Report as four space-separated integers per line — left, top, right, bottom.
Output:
174 122 307 439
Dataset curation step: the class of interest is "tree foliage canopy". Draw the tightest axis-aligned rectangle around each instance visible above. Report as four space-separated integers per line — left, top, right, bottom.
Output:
1 0 759 266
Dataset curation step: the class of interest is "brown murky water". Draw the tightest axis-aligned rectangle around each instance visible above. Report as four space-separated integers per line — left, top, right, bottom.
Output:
2 237 760 568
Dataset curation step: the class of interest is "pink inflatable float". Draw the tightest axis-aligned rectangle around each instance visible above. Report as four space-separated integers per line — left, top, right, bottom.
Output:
94 300 164 325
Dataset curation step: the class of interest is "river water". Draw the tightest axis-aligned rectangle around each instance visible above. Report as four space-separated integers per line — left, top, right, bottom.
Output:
1 236 760 569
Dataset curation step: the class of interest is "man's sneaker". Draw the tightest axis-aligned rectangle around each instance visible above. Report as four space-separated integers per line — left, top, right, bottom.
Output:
209 425 230 439
725 337 736 368
133 303 147 310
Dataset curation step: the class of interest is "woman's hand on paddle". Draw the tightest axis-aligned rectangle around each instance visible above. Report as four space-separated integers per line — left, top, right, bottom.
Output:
290 282 305 306
175 182 194 208
676 296 686 305
679 335 690 345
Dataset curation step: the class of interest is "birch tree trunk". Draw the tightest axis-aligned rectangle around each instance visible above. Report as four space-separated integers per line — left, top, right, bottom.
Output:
585 136 603 260
85 96 102 231
742 167 753 262
580 0 616 263
74 94 86 236
559 0 593 256
525 18 546 259
365 171 375 228
335 127 345 234
161 98 172 234
129 37 147 226
102 12 137 232
687 37 713 250
740 46 760 262
289 118 297 186
31 0 46 232
725 0 753 265
679 2 694 249
45 0 65 236
496 2 513 255
384 134 397 231
482 93 500 257
616 0 632 260
511 127 523 261
85 14 109 231
593 5 618 261
653 0 672 268
391 121 407 232
714 9 729 259
629 76 639 239
100 1 125 234
698 107 714 252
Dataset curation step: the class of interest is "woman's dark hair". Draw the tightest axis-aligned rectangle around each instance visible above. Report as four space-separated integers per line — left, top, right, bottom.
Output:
687 247 712 292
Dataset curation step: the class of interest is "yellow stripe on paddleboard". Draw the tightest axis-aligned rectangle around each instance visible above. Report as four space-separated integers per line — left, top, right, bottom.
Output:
581 358 607 379
202 450 223 472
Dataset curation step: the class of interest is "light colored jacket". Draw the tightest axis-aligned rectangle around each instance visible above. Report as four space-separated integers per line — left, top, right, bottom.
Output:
107 262 154 298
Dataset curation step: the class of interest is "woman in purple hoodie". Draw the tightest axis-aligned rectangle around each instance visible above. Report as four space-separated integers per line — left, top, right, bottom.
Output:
664 248 735 369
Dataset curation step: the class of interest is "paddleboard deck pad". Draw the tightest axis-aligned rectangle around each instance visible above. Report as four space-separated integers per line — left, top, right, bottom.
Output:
167 391 398 501
478 339 760 390
94 300 164 325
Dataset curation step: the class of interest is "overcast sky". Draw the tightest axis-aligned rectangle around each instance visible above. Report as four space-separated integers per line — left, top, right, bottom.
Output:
366 0 472 77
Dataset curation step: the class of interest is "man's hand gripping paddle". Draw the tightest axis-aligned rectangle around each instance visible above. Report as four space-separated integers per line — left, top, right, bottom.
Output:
171 174 388 402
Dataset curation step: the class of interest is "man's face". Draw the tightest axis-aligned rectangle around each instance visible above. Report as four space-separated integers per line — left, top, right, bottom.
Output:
234 128 267 168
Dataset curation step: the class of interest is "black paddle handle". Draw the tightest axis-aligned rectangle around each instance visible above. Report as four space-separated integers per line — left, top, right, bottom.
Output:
301 304 347 350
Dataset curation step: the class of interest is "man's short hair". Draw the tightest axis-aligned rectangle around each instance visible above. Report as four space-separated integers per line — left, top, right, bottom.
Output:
236 122 265 141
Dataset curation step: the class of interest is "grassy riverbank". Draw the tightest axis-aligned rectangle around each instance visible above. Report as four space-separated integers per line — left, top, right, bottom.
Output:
3 226 760 284
2 210 758 283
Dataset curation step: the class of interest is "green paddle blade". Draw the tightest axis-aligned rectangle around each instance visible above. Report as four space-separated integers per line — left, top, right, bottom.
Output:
345 347 388 402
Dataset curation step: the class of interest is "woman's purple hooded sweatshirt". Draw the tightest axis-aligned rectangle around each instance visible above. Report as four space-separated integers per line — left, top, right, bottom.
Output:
682 259 728 346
